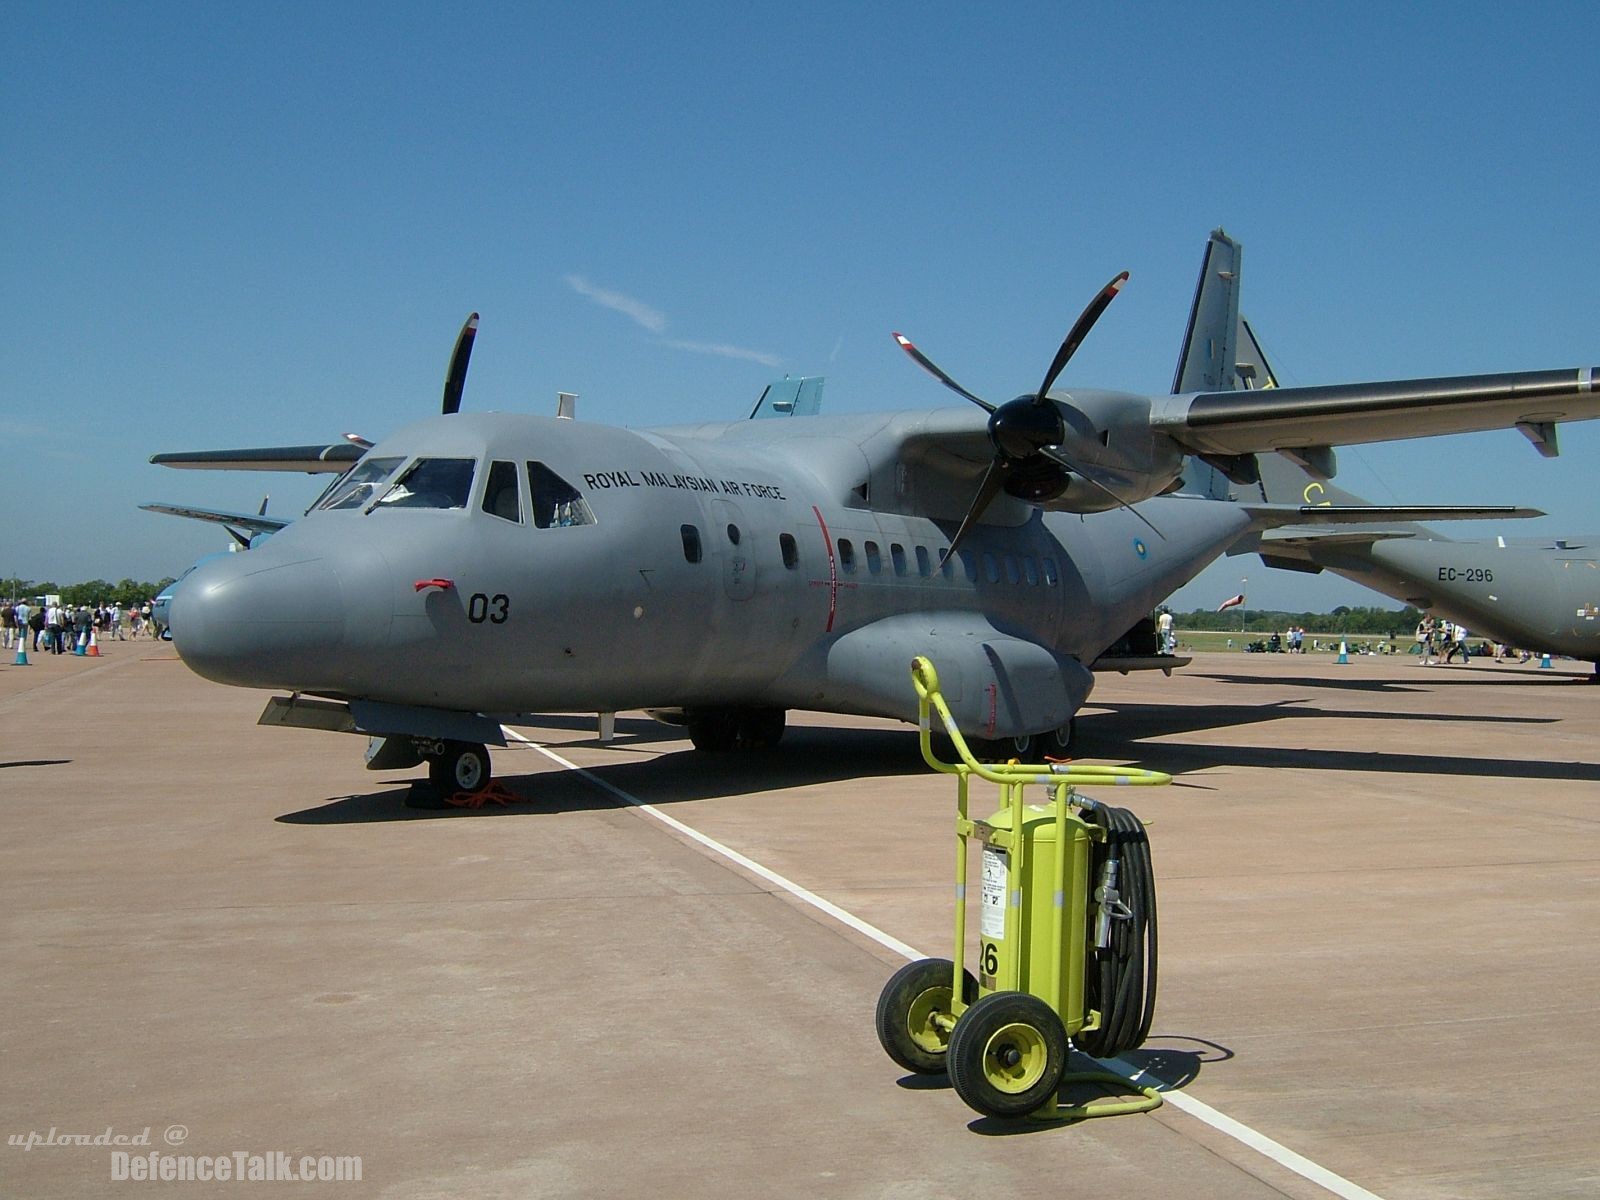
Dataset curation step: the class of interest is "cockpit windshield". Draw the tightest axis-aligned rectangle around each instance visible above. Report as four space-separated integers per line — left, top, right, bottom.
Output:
316 457 406 511
372 458 477 510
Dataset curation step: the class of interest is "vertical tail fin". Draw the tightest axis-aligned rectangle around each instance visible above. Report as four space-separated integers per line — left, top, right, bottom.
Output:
749 376 824 419
1172 230 1245 499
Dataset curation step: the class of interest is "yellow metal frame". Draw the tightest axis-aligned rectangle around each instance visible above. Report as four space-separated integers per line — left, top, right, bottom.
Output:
911 655 1169 1120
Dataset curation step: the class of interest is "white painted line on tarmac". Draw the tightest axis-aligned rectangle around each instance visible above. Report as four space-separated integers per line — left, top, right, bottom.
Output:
508 729 1385 1200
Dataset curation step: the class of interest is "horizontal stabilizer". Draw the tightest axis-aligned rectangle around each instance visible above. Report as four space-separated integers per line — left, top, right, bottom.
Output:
1246 503 1542 527
140 502 292 534
151 444 363 473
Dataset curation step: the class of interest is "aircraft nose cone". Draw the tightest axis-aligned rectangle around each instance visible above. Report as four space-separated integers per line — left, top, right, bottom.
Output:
171 556 346 689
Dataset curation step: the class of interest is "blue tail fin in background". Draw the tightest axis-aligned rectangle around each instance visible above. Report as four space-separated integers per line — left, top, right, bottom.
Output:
749 376 824 420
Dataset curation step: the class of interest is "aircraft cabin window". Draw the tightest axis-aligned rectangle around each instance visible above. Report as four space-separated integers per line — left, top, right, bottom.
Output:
866 541 882 574
527 462 596 529
1004 556 1020 585
838 539 856 573
915 546 931 577
727 524 741 545
1023 557 1039 585
681 525 703 563
983 553 999 584
891 544 907 576
779 533 798 569
1042 558 1059 586
959 551 977 583
374 458 476 510
318 456 405 511
481 460 522 523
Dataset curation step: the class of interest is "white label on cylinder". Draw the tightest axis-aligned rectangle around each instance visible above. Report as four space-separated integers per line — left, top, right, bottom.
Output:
980 846 1008 939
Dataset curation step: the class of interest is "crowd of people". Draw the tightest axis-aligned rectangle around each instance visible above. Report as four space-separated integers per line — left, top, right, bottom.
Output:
2 599 159 655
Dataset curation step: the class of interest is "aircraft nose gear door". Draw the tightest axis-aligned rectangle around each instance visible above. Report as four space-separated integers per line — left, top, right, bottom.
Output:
712 500 756 602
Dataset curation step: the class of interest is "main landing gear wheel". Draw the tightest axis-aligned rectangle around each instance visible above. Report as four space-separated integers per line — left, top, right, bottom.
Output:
967 733 1034 763
1043 718 1076 758
875 957 978 1075
428 741 490 794
947 990 1068 1118
685 707 786 752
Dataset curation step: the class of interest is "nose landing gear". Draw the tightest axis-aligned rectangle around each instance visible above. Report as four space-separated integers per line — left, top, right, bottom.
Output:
426 740 490 794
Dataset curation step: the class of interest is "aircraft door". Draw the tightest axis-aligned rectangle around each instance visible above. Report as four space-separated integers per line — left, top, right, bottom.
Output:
710 499 756 602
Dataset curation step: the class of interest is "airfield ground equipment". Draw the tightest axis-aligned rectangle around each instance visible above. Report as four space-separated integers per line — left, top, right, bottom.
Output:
875 656 1170 1121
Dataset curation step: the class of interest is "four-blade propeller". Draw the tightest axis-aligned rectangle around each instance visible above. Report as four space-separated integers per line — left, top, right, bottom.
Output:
894 271 1161 562
441 312 480 415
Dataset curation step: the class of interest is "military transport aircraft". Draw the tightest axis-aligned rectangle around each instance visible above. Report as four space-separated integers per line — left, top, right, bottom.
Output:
147 255 1595 794
1175 229 1600 677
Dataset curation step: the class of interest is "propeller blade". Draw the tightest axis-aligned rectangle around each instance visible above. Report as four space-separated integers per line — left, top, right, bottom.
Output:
1035 271 1129 402
893 332 996 413
1039 446 1164 539
940 458 1011 566
441 312 480 416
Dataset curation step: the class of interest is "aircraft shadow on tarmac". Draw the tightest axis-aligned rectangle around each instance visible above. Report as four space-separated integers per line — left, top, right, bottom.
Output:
1088 701 1600 782
1193 669 1593 693
277 688 1597 820
275 724 930 824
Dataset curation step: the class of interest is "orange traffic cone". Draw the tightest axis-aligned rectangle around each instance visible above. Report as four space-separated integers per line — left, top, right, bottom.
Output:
87 629 101 657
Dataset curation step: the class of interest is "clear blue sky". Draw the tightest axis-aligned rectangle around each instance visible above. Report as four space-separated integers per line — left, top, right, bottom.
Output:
6 3 1597 612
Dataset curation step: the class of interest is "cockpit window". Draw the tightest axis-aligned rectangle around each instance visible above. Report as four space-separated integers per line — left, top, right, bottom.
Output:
527 462 596 528
481 460 522 523
317 457 405 511
373 458 476 510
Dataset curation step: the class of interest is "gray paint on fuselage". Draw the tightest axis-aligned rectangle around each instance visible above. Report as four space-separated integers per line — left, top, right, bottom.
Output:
172 411 1254 733
1300 535 1600 655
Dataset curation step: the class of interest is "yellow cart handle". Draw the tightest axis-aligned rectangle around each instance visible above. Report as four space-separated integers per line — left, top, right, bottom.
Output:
912 655 1172 788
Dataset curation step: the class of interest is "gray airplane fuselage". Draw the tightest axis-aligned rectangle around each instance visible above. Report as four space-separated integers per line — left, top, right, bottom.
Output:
1279 532 1600 658
170 410 1249 739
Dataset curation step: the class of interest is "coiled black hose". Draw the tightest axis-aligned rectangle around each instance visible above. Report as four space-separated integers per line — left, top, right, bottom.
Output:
1074 804 1157 1058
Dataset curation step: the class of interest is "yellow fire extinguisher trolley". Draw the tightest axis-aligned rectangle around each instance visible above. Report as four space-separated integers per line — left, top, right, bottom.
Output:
875 656 1170 1120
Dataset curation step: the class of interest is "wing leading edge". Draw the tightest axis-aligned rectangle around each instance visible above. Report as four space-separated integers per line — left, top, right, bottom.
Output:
1156 368 1600 457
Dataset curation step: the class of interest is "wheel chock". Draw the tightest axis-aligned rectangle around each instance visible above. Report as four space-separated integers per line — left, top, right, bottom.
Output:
446 781 521 809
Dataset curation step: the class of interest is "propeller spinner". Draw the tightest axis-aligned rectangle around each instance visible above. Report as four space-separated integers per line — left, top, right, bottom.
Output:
894 271 1160 561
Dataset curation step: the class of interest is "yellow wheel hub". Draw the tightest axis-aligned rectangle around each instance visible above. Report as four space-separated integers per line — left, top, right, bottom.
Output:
906 986 954 1054
981 1022 1049 1093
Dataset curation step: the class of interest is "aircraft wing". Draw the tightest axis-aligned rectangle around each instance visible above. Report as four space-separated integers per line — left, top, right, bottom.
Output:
150 443 363 473
1155 369 1598 457
140 502 293 534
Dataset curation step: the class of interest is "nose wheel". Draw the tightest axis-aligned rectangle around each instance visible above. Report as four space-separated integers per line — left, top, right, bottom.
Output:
428 741 490 794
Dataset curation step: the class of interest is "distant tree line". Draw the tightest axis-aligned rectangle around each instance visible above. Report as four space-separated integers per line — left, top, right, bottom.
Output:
3 576 179 608
1172 604 1422 635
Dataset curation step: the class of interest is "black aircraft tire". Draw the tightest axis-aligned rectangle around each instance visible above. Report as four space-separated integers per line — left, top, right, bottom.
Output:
686 710 738 753
875 958 979 1075
737 708 786 750
966 735 1030 764
428 741 490 794
947 991 1068 1119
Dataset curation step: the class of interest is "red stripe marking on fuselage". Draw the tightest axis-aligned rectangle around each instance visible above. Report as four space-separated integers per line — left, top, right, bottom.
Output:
812 505 839 633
